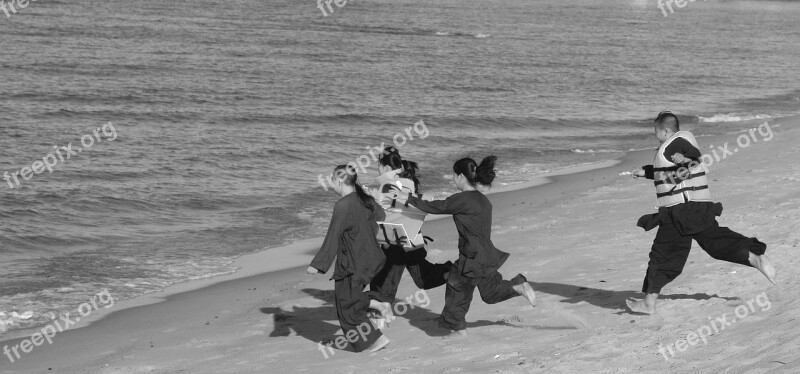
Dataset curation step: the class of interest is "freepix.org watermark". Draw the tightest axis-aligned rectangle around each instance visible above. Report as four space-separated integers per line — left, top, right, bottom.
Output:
3 122 118 190
658 121 774 186
3 289 115 363
657 0 706 17
657 292 771 360
316 0 347 17
316 289 430 359
316 120 429 192
1 0 35 19
701 121 774 167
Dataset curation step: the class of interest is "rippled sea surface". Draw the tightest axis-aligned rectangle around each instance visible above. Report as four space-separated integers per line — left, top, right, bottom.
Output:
1 0 798 333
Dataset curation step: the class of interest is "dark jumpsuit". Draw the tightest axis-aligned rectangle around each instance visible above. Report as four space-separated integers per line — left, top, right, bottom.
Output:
639 137 767 294
368 178 452 303
310 193 387 351
408 191 526 331
368 245 452 303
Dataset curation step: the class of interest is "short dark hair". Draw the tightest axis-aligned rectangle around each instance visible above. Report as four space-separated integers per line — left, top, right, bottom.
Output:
655 111 679 132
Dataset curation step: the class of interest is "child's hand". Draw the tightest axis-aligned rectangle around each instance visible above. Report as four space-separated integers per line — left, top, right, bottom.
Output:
394 194 408 205
631 169 646 178
306 266 319 274
376 170 401 186
384 185 402 195
671 153 687 164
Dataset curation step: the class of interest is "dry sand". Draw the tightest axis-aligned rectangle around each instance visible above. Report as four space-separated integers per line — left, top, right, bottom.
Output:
2 116 798 374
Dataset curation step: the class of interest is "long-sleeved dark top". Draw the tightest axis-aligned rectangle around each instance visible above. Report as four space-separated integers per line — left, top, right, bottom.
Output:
310 193 386 284
407 190 509 278
643 137 703 180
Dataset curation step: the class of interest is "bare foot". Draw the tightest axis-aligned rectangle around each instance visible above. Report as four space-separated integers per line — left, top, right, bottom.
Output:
370 301 395 325
443 329 468 339
513 282 536 307
749 254 777 285
367 335 390 353
368 311 386 330
626 298 655 314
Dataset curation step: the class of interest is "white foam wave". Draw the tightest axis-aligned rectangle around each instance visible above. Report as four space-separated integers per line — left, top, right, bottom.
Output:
0 311 34 333
571 148 620 154
698 113 772 123
433 31 490 38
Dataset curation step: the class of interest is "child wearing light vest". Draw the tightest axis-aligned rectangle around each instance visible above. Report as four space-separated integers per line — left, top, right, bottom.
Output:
366 147 452 304
627 111 776 314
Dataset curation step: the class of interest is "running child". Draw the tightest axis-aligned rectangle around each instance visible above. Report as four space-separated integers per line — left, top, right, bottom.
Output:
627 111 776 314
307 164 393 352
398 155 536 336
367 147 452 304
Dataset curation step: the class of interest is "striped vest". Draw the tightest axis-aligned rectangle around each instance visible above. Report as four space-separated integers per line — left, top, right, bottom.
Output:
653 131 712 207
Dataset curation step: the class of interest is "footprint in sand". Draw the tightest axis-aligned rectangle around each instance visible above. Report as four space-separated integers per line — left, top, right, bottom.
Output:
499 314 523 323
244 330 266 336
536 302 590 328
116 365 161 373
489 351 520 361
443 346 469 353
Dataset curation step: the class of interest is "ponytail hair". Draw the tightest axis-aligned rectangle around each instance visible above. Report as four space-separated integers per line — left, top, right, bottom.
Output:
453 155 497 187
333 164 375 210
378 146 421 192
399 160 420 192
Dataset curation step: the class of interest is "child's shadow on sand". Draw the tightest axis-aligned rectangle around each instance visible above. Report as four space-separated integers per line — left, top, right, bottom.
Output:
259 288 341 344
260 284 738 345
532 282 738 314
259 288 524 347
399 303 525 337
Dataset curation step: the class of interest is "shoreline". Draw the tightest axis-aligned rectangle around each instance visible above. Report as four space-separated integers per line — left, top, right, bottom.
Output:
0 153 627 343
0 114 782 342
2 114 796 373
1 114 784 340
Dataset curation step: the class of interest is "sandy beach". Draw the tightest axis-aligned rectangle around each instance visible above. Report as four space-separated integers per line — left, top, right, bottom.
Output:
2 115 798 374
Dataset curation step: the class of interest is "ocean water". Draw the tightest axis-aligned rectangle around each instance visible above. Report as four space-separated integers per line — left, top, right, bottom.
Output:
1 0 799 333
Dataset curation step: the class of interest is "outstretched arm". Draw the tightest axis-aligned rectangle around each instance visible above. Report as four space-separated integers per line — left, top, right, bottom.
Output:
633 165 654 180
406 194 467 215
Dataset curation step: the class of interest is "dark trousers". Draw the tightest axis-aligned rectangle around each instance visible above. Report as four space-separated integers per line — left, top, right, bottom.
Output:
368 245 452 303
438 260 526 331
334 275 383 352
642 219 767 294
